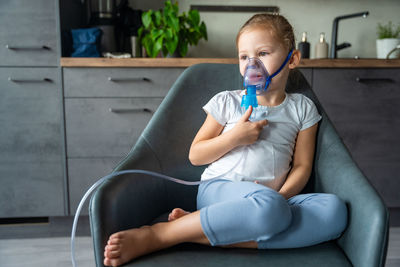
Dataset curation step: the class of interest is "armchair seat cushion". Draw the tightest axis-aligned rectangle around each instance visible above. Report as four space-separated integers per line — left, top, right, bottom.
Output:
121 241 351 267
139 212 352 267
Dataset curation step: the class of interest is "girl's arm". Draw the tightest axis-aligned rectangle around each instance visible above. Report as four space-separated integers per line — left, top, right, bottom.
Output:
278 123 318 200
189 106 267 166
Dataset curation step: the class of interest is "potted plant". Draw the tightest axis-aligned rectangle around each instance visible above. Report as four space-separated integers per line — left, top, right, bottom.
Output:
376 21 400 59
138 1 207 58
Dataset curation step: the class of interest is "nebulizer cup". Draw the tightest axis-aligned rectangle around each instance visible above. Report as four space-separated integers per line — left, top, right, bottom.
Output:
241 57 269 121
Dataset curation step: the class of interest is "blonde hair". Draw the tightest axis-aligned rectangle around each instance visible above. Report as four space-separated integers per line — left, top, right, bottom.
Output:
236 14 295 52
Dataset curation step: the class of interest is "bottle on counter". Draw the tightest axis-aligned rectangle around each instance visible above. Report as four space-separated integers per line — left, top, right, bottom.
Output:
298 32 310 59
131 35 139 57
315 32 329 59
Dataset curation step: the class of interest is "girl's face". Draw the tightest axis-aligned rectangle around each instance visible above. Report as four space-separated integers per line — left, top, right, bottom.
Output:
238 27 289 80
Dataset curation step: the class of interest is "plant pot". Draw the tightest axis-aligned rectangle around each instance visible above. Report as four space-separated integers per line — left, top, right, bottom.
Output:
376 38 400 59
166 49 182 58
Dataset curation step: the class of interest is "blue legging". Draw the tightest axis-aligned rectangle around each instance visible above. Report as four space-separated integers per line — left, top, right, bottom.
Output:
197 178 347 249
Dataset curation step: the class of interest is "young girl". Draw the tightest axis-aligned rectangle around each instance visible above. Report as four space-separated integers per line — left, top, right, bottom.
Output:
103 14 347 267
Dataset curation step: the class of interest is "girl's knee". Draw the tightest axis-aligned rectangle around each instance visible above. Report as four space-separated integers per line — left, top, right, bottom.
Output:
248 189 292 235
321 194 348 237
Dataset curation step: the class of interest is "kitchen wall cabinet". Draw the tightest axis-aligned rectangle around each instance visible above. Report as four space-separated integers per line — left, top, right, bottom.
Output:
0 0 65 218
0 0 59 66
312 68 400 208
63 67 184 214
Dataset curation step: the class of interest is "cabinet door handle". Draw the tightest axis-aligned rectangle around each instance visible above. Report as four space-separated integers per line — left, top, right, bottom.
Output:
8 77 53 83
355 77 394 83
109 108 152 113
5 45 51 50
108 77 151 82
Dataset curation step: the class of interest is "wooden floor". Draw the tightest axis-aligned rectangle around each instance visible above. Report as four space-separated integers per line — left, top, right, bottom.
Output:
0 228 399 267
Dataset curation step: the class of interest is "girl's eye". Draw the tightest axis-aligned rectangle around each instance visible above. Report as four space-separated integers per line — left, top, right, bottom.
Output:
240 55 248 60
259 51 269 57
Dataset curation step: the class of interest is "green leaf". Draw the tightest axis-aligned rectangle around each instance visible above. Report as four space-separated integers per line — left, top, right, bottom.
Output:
142 11 152 29
138 27 143 39
200 22 208 40
165 34 179 55
150 29 163 40
165 28 173 40
154 11 162 27
188 10 200 26
377 21 400 39
142 36 153 57
165 0 172 11
154 36 163 55
179 40 188 57
138 0 207 57
172 1 179 14
165 15 179 32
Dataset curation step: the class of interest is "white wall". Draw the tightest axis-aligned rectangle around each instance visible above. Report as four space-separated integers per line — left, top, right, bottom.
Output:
131 0 400 58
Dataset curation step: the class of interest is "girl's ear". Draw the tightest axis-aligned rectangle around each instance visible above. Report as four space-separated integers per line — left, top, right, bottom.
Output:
289 50 301 69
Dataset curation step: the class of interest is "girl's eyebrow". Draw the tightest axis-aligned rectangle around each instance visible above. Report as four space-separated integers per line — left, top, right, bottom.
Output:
256 45 274 49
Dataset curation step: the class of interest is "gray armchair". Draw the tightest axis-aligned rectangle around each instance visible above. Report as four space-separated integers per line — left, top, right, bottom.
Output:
89 64 389 267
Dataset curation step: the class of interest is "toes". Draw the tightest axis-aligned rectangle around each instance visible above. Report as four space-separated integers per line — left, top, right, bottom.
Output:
104 257 111 266
104 248 121 259
104 256 123 267
172 208 184 217
105 244 120 252
168 208 190 221
110 232 123 240
176 209 189 218
108 237 122 245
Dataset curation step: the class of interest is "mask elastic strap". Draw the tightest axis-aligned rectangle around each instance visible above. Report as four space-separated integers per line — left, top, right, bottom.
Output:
264 50 293 89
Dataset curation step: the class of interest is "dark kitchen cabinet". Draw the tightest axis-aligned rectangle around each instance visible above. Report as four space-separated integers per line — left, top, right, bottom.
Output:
312 68 400 207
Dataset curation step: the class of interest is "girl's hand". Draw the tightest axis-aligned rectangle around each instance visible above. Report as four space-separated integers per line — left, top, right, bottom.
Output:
232 106 268 146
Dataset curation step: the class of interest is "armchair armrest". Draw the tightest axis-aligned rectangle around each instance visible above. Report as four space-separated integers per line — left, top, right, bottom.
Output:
314 118 389 267
89 139 169 266
89 137 199 266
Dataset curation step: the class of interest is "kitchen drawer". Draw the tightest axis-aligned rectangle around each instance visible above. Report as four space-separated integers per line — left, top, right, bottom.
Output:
0 67 65 217
63 67 184 97
313 68 400 207
68 157 122 215
65 97 163 158
0 0 59 66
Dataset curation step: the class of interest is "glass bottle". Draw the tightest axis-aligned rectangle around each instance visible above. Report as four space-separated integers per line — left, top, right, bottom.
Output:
315 32 329 59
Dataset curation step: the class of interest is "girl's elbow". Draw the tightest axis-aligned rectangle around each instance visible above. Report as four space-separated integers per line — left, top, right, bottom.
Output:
189 158 203 166
188 152 202 166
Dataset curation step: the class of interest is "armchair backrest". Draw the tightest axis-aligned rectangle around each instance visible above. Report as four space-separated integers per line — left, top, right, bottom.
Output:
137 64 244 179
136 64 321 177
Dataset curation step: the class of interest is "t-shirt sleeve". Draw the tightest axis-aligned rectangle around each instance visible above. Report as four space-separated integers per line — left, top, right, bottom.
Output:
299 96 322 131
202 91 230 126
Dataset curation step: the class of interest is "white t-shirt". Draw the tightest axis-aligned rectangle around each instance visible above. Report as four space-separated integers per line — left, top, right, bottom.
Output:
201 90 322 191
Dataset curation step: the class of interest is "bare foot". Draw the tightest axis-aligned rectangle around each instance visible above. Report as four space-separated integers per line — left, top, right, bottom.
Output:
104 226 158 267
168 208 190 221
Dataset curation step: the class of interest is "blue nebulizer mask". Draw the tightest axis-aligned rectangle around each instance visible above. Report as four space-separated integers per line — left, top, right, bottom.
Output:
241 50 293 119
